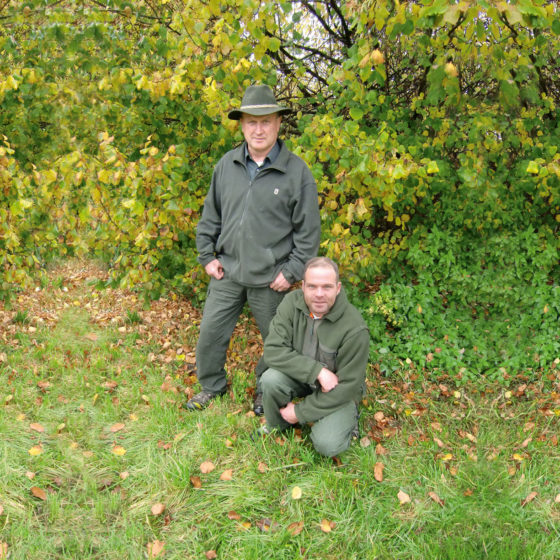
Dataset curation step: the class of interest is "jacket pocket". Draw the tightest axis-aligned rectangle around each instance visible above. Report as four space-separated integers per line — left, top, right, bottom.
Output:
318 343 337 372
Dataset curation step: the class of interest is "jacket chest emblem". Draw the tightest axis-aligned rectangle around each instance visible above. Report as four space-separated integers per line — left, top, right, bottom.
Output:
273 188 279 195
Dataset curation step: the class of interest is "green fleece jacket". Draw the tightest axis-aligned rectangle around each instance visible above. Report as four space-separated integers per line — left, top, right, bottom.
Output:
196 140 321 287
263 287 370 423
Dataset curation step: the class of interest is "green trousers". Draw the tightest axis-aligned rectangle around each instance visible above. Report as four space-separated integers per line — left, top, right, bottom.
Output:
260 368 359 457
195 276 285 394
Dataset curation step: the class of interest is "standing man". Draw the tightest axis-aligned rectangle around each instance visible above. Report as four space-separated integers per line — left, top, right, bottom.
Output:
186 84 321 414
259 257 370 457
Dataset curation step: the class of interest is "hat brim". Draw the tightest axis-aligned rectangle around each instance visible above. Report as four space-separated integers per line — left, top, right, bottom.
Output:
228 106 291 120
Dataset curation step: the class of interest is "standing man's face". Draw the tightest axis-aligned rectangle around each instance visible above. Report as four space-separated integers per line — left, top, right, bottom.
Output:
240 113 282 159
302 266 341 319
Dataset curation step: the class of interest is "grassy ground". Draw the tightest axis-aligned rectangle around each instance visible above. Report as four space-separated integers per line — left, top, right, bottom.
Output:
1 261 560 559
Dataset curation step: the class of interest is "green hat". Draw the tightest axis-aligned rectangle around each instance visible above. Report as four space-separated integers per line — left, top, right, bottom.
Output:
228 85 291 120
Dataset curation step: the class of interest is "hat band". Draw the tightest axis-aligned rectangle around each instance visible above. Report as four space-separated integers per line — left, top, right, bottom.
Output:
239 104 282 110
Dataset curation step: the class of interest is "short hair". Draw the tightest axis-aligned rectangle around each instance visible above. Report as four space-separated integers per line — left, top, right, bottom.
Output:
303 257 339 282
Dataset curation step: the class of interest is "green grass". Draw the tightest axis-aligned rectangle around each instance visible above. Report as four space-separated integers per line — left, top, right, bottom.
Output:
1 267 560 559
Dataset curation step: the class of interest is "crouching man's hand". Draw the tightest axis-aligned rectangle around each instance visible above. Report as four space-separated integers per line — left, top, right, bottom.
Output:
317 368 339 392
280 402 299 424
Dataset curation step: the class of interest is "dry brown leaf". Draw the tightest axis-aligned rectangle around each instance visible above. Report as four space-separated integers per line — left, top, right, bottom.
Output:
428 491 444 507
84 332 98 341
30 423 45 433
205 551 217 560
147 540 165 558
521 491 537 507
31 486 47 500
0 542 7 560
554 494 560 504
110 423 125 433
397 490 411 505
359 436 371 448
227 510 241 520
200 461 215 474
151 503 166 516
287 521 304 536
190 476 202 488
431 422 442 432
433 437 445 448
0 505 3 516
373 411 385 422
523 421 535 432
520 437 532 449
375 443 388 456
319 519 335 533
220 469 233 481
25 471 35 480
257 462 267 473
120 471 129 480
374 462 384 482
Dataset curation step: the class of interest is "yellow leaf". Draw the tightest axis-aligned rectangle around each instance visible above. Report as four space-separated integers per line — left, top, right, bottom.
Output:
441 453 454 462
398 490 411 505
28 445 43 456
512 453 524 462
320 519 334 533
291 486 303 500
112 445 127 456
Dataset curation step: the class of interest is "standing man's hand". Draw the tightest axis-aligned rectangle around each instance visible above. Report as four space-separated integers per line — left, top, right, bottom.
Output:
205 259 224 280
280 402 299 424
317 368 339 392
270 271 291 292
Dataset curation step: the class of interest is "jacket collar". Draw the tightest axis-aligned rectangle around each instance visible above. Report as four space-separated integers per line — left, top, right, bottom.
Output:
295 286 349 323
233 139 290 173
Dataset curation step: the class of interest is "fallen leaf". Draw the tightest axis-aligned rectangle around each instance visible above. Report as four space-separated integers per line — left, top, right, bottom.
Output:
428 491 444 507
512 453 524 462
433 437 445 448
0 542 7 559
205 551 217 560
227 510 241 520
151 503 166 516
374 462 384 482
257 462 267 473
120 471 129 480
359 436 371 448
398 490 411 505
30 423 45 433
110 423 125 433
319 519 335 533
28 445 43 456
373 411 385 422
220 469 233 481
463 488 474 496
521 491 537 507
431 422 442 432
375 443 388 456
520 437 532 449
25 471 35 480
190 476 202 488
0 505 3 516
84 333 98 341
287 521 304 536
554 494 560 503
147 540 165 558
112 445 127 456
200 461 215 474
523 422 535 432
173 432 186 443
291 486 302 500
31 486 47 500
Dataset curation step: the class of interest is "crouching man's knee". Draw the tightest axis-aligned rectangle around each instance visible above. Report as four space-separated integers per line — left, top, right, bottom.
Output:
310 432 351 458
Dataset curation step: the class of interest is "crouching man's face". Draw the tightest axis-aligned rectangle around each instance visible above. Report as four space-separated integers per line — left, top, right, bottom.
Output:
302 265 341 319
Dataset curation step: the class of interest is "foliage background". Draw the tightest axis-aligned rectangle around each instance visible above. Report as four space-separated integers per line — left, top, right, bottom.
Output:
1 0 559 379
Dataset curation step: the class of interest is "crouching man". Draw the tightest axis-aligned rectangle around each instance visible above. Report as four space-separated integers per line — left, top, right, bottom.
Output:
260 257 370 457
